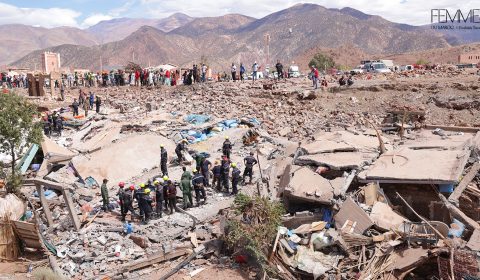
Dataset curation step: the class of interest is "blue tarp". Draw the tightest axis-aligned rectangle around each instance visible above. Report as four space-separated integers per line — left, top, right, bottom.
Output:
180 117 257 144
185 114 211 125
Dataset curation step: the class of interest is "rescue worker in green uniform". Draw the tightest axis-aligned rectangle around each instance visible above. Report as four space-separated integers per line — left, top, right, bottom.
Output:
180 166 193 209
101 178 109 211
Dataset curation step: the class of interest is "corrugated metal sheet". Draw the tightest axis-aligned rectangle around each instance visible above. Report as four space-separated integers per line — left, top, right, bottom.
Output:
16 144 39 174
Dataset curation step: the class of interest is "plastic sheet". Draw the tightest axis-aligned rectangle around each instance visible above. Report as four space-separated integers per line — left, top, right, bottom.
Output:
185 114 211 125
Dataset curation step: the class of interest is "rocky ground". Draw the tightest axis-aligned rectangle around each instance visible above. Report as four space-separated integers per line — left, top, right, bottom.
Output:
3 69 480 279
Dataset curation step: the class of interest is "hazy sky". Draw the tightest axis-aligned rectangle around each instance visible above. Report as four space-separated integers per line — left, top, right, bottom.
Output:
0 0 476 28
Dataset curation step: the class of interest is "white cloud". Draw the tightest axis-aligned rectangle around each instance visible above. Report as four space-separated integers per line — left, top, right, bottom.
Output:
82 13 113 27
137 0 477 25
1 0 478 28
0 2 81 28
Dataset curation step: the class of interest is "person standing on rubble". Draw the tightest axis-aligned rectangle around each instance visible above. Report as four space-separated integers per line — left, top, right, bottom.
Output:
55 114 63 136
117 182 126 221
276 60 284 80
231 163 241 195
162 176 169 211
160 145 168 176
181 167 193 209
175 139 187 164
220 155 231 193
79 89 85 106
194 152 204 172
201 156 212 187
310 65 319 89
166 180 177 214
201 64 207 82
212 160 222 191
83 99 89 117
192 64 198 83
101 179 109 212
72 99 79 117
154 180 163 217
243 151 258 184
222 136 233 159
95 95 102 113
122 185 136 221
240 63 246 82
89 92 94 110
252 61 259 83
135 183 146 218
142 188 153 224
231 63 237 82
60 84 65 101
192 169 207 206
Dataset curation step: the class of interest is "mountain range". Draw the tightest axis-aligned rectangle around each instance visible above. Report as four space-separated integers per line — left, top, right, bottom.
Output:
6 4 480 70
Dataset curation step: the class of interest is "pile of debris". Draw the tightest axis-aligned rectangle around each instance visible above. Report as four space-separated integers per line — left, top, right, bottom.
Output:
263 125 480 279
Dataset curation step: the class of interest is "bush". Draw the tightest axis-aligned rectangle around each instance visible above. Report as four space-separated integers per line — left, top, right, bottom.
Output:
225 194 285 274
309 53 336 70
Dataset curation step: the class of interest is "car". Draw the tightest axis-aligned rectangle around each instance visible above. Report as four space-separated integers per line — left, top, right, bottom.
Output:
288 65 301 78
350 65 364 74
365 62 391 73
400 65 414 71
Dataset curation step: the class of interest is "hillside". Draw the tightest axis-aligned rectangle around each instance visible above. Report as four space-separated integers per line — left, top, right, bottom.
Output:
0 24 97 65
87 13 194 43
0 13 194 65
12 4 469 70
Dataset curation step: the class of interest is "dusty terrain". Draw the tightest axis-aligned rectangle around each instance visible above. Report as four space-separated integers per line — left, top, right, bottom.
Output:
3 69 480 279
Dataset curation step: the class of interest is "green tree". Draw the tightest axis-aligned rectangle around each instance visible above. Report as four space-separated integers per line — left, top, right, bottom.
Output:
416 58 429 65
309 53 336 70
0 93 43 193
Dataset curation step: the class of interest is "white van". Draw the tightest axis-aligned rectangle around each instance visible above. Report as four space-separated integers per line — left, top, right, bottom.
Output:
288 65 300 78
365 62 392 73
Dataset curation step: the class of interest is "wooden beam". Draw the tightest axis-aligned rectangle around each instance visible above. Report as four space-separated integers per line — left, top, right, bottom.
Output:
25 196 63 277
159 246 204 280
396 192 447 240
124 248 190 272
449 162 480 206
62 189 81 231
26 178 70 191
439 193 480 231
424 125 480 133
36 184 53 226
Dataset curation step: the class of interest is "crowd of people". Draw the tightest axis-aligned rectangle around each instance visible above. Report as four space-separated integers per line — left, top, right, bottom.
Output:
0 72 28 89
59 68 181 88
100 136 257 225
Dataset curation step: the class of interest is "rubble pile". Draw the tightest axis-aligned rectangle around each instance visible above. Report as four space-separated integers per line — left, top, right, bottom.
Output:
2 73 480 279
262 123 480 279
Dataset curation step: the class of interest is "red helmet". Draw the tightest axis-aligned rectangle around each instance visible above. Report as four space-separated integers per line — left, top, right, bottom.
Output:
129 185 135 190
118 182 125 187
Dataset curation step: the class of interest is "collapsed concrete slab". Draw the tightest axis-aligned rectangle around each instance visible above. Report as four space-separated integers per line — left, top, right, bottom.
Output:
304 130 389 154
37 136 77 177
295 151 378 170
72 134 175 184
75 125 121 153
370 201 409 231
284 167 335 205
359 147 470 184
334 197 374 235
402 130 476 150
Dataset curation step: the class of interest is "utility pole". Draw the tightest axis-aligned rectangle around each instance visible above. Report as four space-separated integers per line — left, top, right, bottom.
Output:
264 33 270 67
